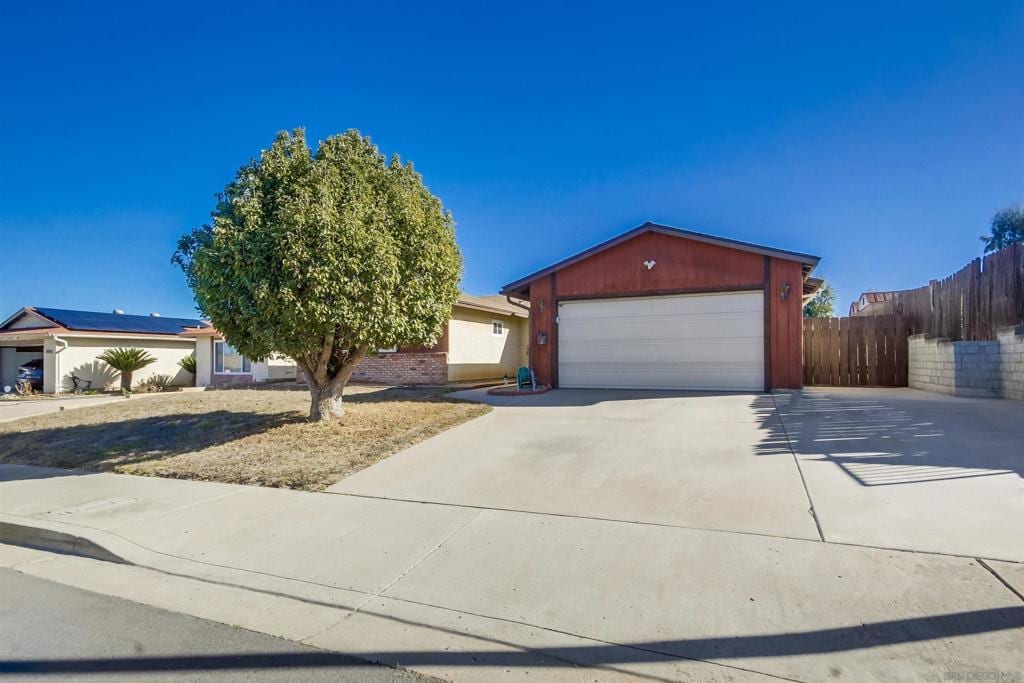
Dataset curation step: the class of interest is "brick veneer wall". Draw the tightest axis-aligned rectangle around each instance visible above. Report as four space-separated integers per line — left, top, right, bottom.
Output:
211 373 254 386
908 327 1024 400
302 351 444 386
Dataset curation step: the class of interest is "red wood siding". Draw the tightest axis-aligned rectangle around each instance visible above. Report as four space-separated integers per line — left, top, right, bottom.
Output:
529 274 555 386
767 258 805 389
525 229 807 390
555 231 764 298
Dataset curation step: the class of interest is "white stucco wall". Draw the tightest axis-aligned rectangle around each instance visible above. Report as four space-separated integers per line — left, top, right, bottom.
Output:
263 355 296 381
446 307 529 381
194 338 294 386
55 336 196 391
195 337 214 387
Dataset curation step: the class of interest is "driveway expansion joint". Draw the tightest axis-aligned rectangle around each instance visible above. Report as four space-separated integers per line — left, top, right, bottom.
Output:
300 509 484 645
770 392 825 542
978 558 1024 603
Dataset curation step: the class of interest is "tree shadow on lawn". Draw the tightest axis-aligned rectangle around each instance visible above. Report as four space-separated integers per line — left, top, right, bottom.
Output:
0 410 303 473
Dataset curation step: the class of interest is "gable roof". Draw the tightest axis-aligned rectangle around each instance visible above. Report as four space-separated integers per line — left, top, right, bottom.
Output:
0 307 208 336
456 293 528 318
501 221 820 296
848 291 899 316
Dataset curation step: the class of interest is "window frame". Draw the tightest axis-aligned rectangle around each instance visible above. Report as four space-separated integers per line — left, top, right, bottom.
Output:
491 320 504 336
214 340 252 374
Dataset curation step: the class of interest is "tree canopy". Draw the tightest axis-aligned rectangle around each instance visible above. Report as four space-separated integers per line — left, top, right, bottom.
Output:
803 280 837 317
174 129 462 421
981 206 1024 253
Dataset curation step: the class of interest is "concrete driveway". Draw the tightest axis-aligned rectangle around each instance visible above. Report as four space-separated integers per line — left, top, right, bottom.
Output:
776 388 1024 561
331 386 1024 562
0 395 128 424
331 389 821 540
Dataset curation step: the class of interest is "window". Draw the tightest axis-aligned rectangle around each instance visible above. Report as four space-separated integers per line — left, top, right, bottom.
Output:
492 320 504 336
214 341 251 373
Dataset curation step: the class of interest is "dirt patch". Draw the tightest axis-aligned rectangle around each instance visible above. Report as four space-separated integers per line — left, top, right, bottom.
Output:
0 386 490 491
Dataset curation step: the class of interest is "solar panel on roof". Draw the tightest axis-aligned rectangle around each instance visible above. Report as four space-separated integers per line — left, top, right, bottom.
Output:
34 308 207 335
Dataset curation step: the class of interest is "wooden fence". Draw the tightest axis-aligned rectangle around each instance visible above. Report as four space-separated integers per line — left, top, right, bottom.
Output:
856 243 1024 341
803 315 911 387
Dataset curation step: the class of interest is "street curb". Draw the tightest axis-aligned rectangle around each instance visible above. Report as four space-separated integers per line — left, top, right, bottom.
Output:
0 521 129 564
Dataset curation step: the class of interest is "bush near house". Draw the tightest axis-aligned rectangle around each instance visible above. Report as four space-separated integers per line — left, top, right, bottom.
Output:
96 347 158 392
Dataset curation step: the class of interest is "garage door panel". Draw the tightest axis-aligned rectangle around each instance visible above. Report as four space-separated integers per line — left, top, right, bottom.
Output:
559 338 763 363
559 362 762 391
560 318 762 342
557 291 764 391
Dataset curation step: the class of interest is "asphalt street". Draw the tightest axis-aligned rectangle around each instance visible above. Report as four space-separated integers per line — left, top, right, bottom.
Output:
0 567 431 682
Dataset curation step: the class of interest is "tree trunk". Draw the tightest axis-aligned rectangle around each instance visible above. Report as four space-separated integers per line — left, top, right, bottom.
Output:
121 371 133 392
308 381 345 422
300 348 366 423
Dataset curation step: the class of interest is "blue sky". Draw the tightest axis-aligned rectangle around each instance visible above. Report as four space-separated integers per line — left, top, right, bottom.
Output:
2 1 1022 318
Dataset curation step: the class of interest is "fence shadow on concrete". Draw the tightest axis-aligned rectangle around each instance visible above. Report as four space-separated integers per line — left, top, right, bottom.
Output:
752 390 1022 486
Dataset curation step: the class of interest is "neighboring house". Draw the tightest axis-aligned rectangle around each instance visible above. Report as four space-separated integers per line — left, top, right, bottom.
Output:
849 291 898 316
501 221 820 391
184 325 297 387
0 307 289 394
348 294 529 385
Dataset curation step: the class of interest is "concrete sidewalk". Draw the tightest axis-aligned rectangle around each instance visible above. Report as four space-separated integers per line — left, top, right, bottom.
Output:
1 465 1022 681
0 394 130 423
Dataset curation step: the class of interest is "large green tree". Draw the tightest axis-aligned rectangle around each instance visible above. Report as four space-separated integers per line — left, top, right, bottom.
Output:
174 129 461 421
981 206 1024 253
803 280 837 317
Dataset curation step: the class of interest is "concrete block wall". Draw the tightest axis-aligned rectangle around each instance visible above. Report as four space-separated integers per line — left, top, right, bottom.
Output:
998 326 1024 401
908 327 1024 400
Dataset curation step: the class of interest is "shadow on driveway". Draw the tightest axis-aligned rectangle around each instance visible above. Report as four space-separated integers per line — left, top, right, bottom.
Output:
753 390 1023 486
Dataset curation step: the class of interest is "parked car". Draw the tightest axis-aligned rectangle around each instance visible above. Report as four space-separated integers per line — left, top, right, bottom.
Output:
16 359 44 392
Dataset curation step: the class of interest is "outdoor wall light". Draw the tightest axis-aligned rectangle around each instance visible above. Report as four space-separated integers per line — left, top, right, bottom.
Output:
780 283 791 301
538 298 545 313
537 331 548 345
643 259 656 270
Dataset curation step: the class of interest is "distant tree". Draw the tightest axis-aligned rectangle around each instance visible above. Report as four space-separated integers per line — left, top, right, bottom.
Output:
174 129 461 422
803 280 837 318
981 206 1024 253
98 347 157 392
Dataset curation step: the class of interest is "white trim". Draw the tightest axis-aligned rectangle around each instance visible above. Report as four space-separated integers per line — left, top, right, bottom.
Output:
491 320 504 336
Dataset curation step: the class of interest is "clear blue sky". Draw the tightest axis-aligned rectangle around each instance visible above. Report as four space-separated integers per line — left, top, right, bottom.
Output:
2 1 1022 318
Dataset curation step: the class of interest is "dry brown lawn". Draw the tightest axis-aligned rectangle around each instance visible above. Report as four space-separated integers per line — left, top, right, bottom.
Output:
0 386 490 491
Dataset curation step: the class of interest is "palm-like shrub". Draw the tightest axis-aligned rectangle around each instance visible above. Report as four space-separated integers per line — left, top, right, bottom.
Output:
178 353 197 375
177 353 198 387
97 347 158 392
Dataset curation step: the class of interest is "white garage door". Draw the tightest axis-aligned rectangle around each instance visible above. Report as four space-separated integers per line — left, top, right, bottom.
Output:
557 291 764 391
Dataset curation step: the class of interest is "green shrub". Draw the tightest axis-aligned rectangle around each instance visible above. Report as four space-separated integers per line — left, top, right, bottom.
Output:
178 353 197 375
97 347 158 391
136 374 173 393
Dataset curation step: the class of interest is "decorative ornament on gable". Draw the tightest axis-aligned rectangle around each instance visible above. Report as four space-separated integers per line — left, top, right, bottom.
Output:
643 259 656 270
